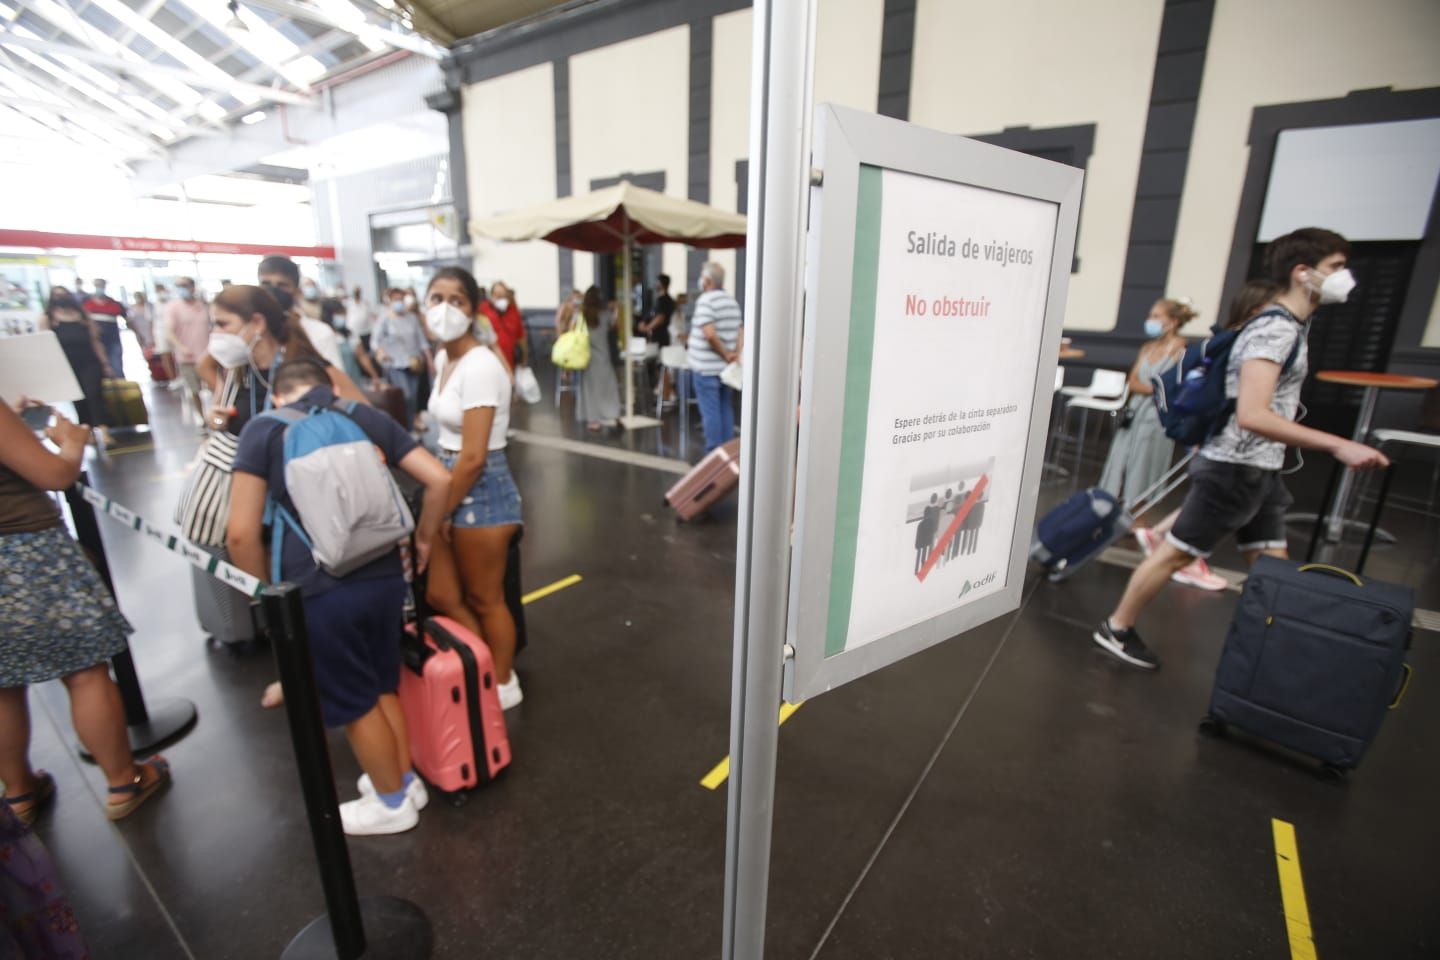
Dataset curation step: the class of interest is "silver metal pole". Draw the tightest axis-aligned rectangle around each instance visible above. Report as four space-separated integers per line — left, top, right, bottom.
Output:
622 220 635 422
722 0 816 957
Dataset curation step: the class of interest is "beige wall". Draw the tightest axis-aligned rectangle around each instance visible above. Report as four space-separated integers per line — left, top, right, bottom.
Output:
1169 0 1440 338
709 9 753 288
569 26 691 296
708 0 884 287
463 62 560 308
814 0 885 113
909 0 1165 332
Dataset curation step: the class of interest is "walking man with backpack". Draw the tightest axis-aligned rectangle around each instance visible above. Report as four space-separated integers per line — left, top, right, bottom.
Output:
226 359 453 835
1092 227 1389 670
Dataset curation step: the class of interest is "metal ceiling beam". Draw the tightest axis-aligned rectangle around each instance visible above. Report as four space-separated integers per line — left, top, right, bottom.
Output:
0 31 315 104
18 0 208 113
240 0 444 58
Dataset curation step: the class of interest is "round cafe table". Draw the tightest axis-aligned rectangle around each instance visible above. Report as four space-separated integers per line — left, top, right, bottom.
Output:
1301 370 1439 543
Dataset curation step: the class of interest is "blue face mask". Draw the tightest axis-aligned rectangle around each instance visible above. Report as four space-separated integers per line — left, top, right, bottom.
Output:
1144 318 1165 338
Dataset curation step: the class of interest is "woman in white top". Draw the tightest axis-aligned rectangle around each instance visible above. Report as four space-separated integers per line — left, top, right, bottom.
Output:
422 267 525 709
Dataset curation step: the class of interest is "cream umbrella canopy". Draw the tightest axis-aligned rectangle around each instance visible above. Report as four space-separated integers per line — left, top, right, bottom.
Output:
470 180 747 429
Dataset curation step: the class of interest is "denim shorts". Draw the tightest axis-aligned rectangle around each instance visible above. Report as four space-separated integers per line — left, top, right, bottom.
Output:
1168 456 1293 557
439 448 524 528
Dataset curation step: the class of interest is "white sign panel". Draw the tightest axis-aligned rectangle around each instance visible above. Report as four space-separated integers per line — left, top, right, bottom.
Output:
841 169 1058 652
786 105 1082 700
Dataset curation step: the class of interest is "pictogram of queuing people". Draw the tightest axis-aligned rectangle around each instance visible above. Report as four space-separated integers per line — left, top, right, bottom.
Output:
911 469 991 581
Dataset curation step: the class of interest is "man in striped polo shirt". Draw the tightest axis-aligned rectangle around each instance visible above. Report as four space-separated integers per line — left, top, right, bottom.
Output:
686 261 744 454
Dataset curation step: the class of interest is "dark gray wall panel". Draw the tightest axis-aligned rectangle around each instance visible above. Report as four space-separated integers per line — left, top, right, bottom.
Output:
688 17 714 288
554 57 574 296
877 0 916 120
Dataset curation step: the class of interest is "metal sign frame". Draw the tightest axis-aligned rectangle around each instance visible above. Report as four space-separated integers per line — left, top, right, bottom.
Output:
784 104 1083 702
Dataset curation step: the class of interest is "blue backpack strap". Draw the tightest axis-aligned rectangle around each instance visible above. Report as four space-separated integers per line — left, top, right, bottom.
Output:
266 501 313 584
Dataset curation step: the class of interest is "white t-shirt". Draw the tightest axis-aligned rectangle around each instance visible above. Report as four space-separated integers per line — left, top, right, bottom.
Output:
300 317 345 369
429 345 511 452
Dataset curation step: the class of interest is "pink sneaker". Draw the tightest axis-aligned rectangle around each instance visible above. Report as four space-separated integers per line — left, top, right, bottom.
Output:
1171 557 1228 591
1133 527 1161 557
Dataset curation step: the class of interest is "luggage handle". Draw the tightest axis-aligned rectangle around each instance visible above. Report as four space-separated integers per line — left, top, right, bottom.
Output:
1124 449 1197 518
1296 563 1363 587
1389 663 1413 710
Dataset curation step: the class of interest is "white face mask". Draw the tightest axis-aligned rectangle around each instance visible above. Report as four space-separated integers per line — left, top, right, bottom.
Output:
425 302 472 342
492 297 510 313
208 327 256 369
1308 266 1356 305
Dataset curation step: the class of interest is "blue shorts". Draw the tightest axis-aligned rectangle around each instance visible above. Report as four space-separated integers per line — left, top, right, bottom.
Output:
301 576 406 728
439 448 524 528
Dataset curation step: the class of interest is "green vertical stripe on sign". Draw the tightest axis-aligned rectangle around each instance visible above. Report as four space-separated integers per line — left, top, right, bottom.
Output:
824 164 884 658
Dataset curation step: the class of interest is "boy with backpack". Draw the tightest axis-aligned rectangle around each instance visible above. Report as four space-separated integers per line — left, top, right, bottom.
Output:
227 359 452 835
1092 227 1389 670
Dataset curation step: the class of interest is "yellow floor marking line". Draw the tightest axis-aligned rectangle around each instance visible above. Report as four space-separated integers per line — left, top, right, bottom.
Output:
1272 818 1318 960
522 574 582 605
701 702 805 790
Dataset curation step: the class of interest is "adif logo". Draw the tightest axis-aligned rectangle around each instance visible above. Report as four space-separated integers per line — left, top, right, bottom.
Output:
959 570 998 599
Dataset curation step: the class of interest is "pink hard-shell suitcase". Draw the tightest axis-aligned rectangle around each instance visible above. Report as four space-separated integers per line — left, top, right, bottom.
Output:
665 438 741 521
398 615 511 801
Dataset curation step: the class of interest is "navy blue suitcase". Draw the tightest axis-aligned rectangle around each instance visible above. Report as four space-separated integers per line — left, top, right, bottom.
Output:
1031 452 1193 582
1202 467 1413 775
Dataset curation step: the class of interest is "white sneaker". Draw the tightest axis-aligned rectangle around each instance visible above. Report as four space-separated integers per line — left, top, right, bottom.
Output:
339 793 418 836
498 672 523 710
356 773 429 811
1134 527 1161 557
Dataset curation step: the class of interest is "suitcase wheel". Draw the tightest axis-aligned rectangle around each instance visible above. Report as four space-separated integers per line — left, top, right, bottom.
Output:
1197 715 1227 738
448 791 469 808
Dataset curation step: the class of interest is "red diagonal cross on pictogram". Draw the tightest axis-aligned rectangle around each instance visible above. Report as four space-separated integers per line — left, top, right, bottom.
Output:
916 473 989 583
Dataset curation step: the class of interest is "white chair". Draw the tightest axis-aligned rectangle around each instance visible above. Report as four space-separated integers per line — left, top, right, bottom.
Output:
660 345 693 459
1060 368 1128 401
1062 370 1129 478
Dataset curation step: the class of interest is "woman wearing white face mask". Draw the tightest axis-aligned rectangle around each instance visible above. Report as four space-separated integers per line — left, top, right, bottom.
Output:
422 267 525 709
479 281 528 372
175 285 366 675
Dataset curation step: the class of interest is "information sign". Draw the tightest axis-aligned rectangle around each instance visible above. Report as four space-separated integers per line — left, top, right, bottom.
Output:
785 105 1083 700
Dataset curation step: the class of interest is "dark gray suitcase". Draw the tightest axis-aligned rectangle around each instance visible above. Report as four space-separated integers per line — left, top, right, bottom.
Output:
1202 466 1413 775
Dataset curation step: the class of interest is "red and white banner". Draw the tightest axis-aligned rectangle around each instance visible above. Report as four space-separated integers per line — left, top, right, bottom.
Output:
0 229 335 260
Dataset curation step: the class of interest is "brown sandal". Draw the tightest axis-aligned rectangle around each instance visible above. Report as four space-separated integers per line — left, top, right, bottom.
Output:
106 758 171 821
3 770 56 827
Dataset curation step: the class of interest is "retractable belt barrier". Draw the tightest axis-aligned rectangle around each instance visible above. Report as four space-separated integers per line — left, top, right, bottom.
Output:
72 477 431 960
74 481 265 598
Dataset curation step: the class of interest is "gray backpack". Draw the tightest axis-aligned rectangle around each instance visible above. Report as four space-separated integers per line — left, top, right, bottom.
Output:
260 400 414 582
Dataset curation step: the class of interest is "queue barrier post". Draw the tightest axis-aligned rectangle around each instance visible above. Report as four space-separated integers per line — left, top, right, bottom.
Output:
262 582 432 960
63 475 198 758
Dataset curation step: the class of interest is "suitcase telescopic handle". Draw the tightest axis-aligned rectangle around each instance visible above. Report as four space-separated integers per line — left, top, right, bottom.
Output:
1296 563 1363 587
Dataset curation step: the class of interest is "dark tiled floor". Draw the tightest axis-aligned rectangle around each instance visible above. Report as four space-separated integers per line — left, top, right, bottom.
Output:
16 357 1439 959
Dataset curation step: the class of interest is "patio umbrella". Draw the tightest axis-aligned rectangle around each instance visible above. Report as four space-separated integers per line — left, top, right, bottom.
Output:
471 180 747 429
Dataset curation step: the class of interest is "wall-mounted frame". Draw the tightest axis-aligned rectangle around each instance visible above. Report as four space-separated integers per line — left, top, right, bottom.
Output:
784 104 1083 701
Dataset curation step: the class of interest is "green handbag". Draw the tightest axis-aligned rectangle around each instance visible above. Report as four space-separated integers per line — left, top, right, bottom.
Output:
551 317 591 371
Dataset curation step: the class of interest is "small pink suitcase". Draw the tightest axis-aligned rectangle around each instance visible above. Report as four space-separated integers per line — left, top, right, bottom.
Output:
665 438 741 521
398 616 511 800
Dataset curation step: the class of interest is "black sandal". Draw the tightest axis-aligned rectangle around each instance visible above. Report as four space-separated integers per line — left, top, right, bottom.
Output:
3 770 56 827
106 758 171 821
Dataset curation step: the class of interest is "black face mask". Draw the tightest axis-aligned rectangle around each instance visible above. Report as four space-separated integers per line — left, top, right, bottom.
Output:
261 282 296 313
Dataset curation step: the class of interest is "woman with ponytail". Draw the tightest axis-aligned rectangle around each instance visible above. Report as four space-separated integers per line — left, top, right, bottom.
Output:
1101 297 1225 591
176 285 366 683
